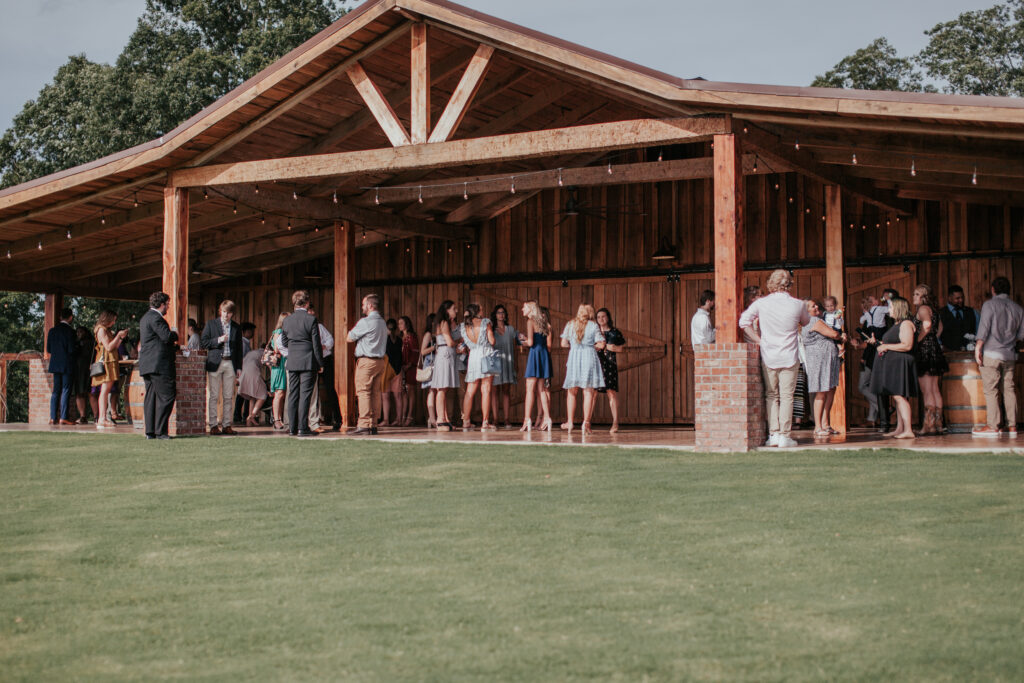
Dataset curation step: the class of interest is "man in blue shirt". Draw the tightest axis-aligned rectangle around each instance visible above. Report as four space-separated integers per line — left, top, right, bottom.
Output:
347 294 388 435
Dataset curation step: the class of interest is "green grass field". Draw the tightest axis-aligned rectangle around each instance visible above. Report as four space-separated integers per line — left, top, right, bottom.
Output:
1 433 1022 681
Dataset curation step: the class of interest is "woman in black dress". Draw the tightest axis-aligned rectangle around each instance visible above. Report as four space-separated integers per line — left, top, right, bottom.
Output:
869 297 918 439
912 284 948 435
595 308 627 433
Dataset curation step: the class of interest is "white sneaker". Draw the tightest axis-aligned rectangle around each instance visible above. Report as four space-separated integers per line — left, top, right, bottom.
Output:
766 433 780 447
776 435 798 448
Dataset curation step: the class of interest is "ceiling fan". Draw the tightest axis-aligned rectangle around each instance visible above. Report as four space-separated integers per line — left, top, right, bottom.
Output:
540 186 648 227
190 257 240 280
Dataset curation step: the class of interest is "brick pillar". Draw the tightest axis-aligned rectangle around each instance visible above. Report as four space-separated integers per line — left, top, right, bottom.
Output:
27 356 51 425
694 343 766 452
169 348 207 436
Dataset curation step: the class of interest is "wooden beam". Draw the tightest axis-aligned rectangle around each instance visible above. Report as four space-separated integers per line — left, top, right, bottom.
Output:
806 146 1024 179
294 46 476 157
428 44 494 143
346 63 411 147
334 220 357 428
169 116 732 188
713 131 744 344
162 187 189 335
189 23 412 166
0 172 166 228
845 166 1024 192
741 123 911 215
737 112 1024 143
825 185 847 435
370 154 781 206
410 23 430 145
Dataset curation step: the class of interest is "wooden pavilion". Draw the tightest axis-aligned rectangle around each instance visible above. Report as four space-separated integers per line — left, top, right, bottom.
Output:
2 0 1023 447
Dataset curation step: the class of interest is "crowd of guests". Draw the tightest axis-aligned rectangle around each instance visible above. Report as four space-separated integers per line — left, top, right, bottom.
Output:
709 270 1024 447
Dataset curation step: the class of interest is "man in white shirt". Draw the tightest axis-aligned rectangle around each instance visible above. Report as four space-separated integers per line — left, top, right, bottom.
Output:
347 294 389 435
690 290 716 345
739 269 810 448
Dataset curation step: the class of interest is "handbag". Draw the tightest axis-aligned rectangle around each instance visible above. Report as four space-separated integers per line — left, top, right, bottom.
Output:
481 350 502 376
415 351 432 382
89 344 106 377
261 338 280 368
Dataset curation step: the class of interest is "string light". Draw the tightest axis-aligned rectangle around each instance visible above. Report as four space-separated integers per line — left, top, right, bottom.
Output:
203 188 209 200
5 249 10 259
788 196 794 204
287 220 292 231
333 190 338 204
510 177 516 194
752 156 758 173
314 225 319 233
66 227 72 239
418 186 424 203
742 126 748 133
100 212 106 225
557 169 563 186
261 214 266 224
794 139 800 151
374 188 380 205
910 158 916 177
362 229 367 240
37 240 42 250
463 182 469 201
293 190 298 200
133 192 139 208
254 184 260 195
852 153 858 165
657 149 663 162
607 161 613 174
805 207 811 214
385 240 390 248
972 166 978 185
233 203 238 215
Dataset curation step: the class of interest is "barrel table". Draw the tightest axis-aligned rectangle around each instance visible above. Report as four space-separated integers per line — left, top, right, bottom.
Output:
941 351 1023 432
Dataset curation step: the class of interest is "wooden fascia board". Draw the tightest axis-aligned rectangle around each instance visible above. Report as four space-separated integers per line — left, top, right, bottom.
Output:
737 112 1024 143
169 116 731 188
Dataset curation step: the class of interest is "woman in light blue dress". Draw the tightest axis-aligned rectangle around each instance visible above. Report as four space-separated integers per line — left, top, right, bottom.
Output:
490 304 518 428
460 303 498 430
431 301 460 432
560 304 606 434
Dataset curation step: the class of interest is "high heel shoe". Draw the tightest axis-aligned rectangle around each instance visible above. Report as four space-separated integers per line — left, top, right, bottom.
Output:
427 418 437 429
462 420 474 431
273 419 285 431
481 421 497 431
539 418 553 432
562 421 573 434
520 418 532 432
581 421 592 435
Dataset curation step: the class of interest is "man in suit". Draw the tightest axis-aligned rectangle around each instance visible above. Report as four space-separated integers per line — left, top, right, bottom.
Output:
938 284 979 351
138 292 179 439
200 299 244 435
46 307 77 425
281 290 323 437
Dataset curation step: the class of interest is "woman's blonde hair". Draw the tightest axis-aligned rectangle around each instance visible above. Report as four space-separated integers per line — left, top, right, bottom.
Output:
573 304 595 342
766 269 792 293
274 312 289 330
95 310 117 330
914 284 938 311
888 297 911 322
524 300 549 335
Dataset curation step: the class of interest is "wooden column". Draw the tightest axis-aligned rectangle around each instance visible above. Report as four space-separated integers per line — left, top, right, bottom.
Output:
162 186 189 334
334 220 358 429
825 185 847 434
410 23 430 144
713 131 744 343
43 293 63 356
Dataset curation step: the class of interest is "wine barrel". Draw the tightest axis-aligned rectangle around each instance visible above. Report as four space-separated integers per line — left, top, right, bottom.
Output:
941 353 985 433
127 376 146 428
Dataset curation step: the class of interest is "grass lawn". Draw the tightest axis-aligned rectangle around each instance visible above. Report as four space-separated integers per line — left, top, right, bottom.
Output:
1 433 1022 681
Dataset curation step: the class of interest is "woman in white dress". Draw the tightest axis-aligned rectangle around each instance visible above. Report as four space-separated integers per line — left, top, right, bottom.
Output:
459 303 498 430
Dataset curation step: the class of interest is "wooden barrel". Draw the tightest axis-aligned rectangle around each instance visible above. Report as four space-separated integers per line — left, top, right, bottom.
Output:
941 353 985 433
127 376 146 428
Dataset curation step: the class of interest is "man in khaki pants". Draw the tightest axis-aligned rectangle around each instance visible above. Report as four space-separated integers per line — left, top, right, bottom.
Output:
972 277 1024 437
200 300 243 435
346 294 388 435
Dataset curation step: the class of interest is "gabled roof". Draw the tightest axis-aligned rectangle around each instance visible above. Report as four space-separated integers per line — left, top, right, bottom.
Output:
3 0 1024 294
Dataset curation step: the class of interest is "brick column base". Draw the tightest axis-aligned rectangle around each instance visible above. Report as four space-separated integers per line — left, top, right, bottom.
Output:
27 356 50 425
169 349 207 437
694 343 766 452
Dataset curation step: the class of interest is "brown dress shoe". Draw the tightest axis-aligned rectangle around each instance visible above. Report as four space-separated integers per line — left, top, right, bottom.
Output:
59 419 75 426
209 426 222 435
222 426 236 436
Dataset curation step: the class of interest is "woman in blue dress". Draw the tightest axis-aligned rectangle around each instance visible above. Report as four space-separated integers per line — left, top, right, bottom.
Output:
490 304 518 428
519 300 553 432
431 300 461 431
560 304 607 435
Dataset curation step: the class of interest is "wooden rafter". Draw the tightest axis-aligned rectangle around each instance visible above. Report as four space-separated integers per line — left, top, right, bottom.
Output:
741 123 911 215
169 116 732 188
737 112 1024 142
346 63 411 147
410 23 430 144
428 44 494 143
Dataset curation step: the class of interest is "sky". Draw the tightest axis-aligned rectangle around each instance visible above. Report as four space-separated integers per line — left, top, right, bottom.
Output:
0 0 998 135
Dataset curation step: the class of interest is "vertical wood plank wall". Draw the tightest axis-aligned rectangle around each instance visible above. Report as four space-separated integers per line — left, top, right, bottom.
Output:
193 173 1024 425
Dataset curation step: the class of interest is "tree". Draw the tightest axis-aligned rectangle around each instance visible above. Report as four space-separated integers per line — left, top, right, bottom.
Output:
0 292 44 423
918 0 1024 96
0 0 348 189
811 38 933 92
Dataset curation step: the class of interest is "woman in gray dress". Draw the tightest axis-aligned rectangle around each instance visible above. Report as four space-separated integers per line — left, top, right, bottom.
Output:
489 304 518 428
431 300 460 431
560 304 606 435
238 345 269 426
802 299 846 437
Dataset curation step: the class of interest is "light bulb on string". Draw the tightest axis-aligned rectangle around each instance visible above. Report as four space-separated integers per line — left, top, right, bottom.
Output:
314 225 320 233
203 188 209 200
375 189 380 205
385 240 390 248
886 219 891 226
254 184 260 195
292 190 298 200
133 192 139 208
910 158 916 177
510 177 516 194
972 166 978 185
418 186 424 204
37 240 42 251
426 248 431 254
557 169 563 186
463 182 469 201
752 156 758 173
852 153 858 165
742 126 748 133
805 207 811 214
5 249 10 259
788 196 794 204
333 190 338 204
100 212 106 225
66 227 72 239
362 230 366 240
233 203 238 215
448 246 452 253
657 149 663 162
405 246 410 253
287 220 292 230
261 214 266 224
794 139 800 151
607 161 613 174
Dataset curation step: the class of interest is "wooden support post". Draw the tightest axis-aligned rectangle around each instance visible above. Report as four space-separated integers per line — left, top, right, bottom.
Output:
162 186 189 335
713 131 744 343
825 185 847 434
334 220 358 429
43 293 63 356
410 23 430 144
